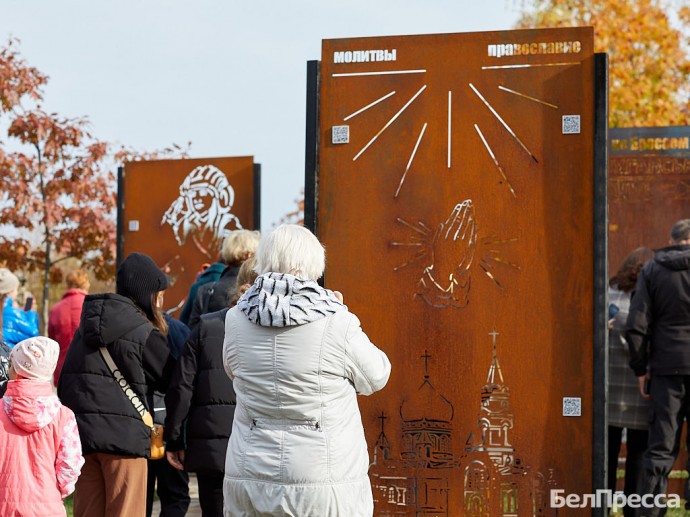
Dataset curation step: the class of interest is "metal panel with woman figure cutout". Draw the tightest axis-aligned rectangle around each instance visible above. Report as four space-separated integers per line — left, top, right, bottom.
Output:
118 156 260 315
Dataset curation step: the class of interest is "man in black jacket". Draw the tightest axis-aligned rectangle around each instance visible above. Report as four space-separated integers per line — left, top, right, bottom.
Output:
626 219 690 515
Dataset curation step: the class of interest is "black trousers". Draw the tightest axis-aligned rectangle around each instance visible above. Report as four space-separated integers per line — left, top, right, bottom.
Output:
146 457 190 517
197 472 224 517
609 425 649 517
639 374 690 517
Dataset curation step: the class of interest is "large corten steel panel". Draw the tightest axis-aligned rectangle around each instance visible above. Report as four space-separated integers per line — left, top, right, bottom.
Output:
120 157 258 314
609 126 690 275
315 27 596 516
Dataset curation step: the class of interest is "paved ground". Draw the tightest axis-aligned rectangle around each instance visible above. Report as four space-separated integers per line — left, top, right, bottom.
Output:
151 473 202 516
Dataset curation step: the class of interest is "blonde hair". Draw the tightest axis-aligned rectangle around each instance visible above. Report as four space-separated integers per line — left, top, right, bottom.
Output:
221 230 260 264
236 256 258 287
229 256 259 307
255 225 325 280
66 269 90 290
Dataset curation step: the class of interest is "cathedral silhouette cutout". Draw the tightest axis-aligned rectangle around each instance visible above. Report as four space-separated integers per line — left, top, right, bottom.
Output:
369 331 560 516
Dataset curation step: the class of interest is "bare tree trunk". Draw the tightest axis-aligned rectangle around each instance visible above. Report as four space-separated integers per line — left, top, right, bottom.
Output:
36 145 51 332
42 240 50 330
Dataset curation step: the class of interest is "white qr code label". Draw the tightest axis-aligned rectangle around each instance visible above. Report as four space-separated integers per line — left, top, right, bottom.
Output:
563 397 582 417
562 115 581 134
332 125 350 144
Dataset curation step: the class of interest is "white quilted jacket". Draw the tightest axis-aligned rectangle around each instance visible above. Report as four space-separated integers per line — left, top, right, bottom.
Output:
222 302 391 517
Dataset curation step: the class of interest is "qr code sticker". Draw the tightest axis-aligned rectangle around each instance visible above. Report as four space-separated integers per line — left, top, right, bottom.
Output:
332 125 350 144
562 115 581 134
563 397 582 417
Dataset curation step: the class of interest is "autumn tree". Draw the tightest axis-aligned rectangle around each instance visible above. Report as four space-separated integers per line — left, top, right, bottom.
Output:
516 0 690 126
0 38 46 114
113 142 191 165
0 40 189 325
277 188 305 227
1 109 116 324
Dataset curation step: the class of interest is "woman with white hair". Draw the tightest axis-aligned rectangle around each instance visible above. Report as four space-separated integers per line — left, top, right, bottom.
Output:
222 224 391 517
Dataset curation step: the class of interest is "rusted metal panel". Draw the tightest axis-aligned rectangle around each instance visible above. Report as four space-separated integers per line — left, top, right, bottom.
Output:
609 126 690 274
120 156 258 314
314 27 596 515
608 126 690 496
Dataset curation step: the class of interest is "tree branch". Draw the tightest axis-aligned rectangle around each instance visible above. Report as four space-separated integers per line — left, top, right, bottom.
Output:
51 255 75 265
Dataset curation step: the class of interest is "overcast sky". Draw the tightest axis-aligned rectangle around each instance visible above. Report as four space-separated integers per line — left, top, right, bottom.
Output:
1 1 521 229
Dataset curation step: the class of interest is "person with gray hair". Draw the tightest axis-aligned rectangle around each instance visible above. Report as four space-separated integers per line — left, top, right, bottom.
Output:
626 218 690 514
222 224 391 516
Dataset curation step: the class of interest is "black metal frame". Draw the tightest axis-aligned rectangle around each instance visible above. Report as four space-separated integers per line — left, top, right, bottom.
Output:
592 52 609 517
116 166 125 269
253 163 262 230
304 60 320 237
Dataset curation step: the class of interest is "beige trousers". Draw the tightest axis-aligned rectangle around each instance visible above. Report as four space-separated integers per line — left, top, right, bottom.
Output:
73 453 148 517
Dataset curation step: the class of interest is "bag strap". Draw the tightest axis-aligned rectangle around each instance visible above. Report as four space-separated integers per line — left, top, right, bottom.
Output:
99 347 154 429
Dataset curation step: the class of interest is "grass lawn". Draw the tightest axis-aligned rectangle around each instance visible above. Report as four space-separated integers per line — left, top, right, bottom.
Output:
666 508 690 517
610 469 689 516
612 504 690 516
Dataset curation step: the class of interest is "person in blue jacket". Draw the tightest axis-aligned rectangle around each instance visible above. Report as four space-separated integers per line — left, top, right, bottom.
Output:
0 269 39 348
178 262 224 326
145 311 192 517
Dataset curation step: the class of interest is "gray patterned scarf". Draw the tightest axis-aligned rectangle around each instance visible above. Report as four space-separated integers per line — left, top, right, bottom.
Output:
237 272 346 327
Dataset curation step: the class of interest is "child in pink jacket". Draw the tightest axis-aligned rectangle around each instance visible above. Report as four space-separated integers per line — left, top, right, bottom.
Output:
0 336 84 516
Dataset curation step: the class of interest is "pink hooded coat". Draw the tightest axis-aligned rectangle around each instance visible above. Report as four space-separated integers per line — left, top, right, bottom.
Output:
48 288 87 385
0 380 84 516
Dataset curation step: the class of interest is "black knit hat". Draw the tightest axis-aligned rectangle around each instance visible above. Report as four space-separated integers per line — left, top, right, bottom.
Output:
116 253 169 319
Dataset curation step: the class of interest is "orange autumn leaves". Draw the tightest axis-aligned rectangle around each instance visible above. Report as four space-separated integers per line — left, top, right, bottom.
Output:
516 0 690 127
0 43 117 284
0 39 188 297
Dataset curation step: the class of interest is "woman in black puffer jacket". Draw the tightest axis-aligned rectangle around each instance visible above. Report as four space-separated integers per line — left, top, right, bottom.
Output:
164 258 256 516
59 253 175 517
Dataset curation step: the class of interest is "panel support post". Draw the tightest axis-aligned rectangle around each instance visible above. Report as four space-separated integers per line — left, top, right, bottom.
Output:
304 60 321 237
592 51 609 517
116 165 125 268
253 163 262 230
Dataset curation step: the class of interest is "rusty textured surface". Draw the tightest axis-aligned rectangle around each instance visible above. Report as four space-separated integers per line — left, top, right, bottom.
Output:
609 155 690 273
121 156 256 315
608 152 690 495
316 27 595 515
